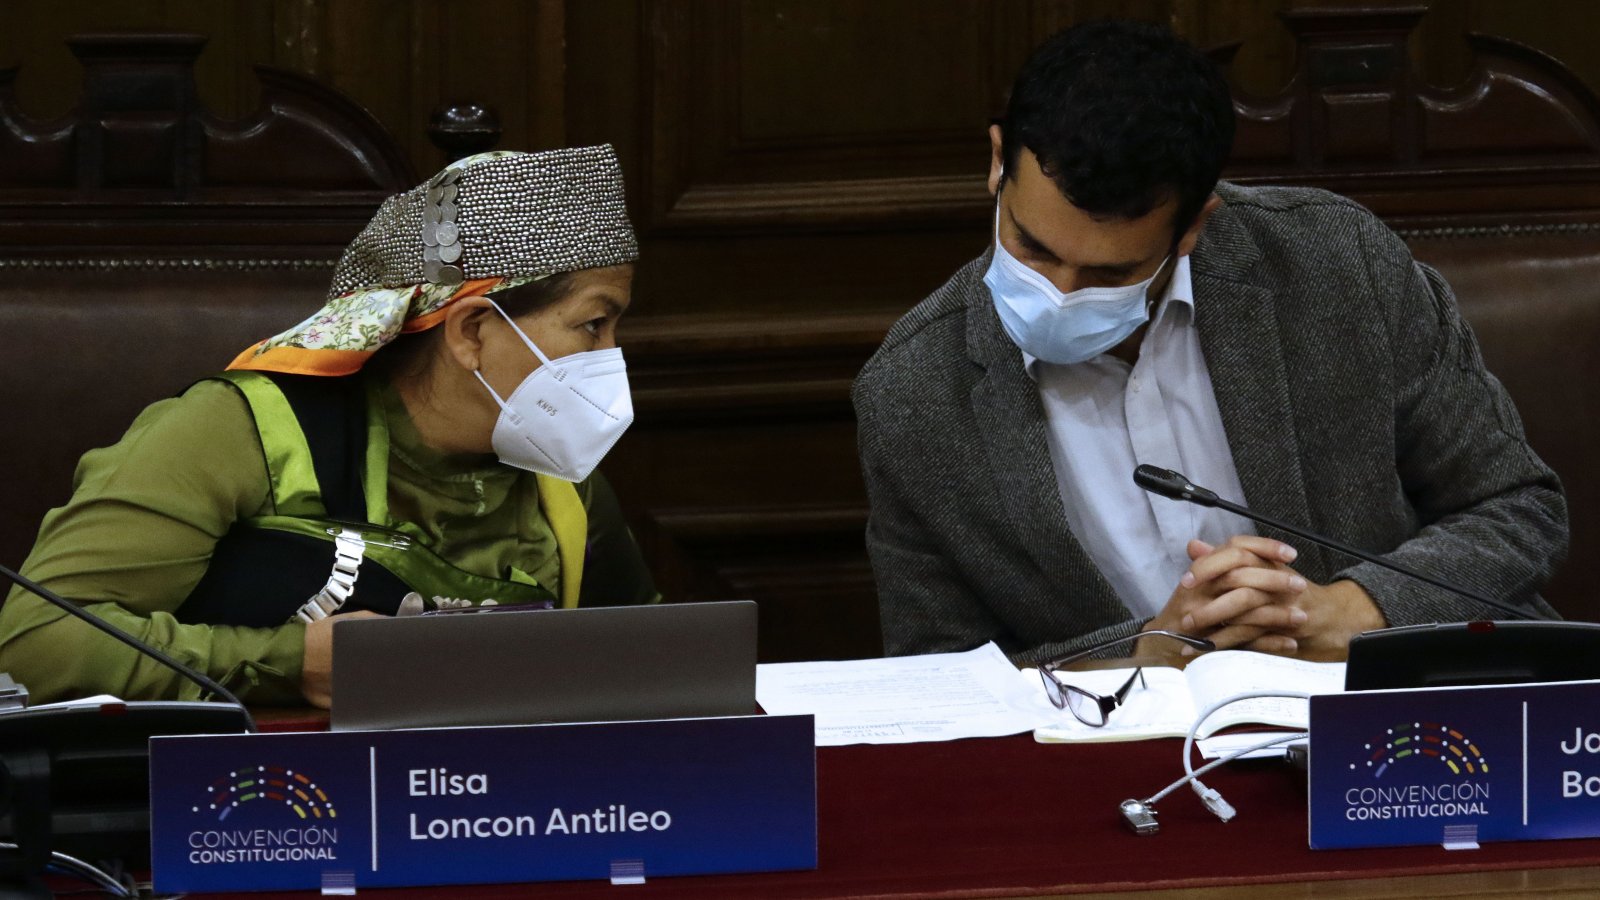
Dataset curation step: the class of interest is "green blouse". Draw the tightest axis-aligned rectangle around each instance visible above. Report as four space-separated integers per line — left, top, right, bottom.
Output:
0 376 654 705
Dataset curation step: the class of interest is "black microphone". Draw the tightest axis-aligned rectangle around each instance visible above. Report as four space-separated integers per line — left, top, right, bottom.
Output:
1132 464 1549 622
0 563 255 891
1133 465 1221 508
0 562 256 732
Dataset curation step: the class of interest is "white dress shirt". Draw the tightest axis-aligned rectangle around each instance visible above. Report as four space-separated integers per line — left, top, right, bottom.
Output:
1026 255 1254 619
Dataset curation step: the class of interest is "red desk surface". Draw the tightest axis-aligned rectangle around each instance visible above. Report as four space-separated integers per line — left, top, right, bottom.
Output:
196 725 1600 898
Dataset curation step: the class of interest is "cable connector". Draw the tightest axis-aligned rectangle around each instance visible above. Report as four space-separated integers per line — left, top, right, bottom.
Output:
1119 798 1160 835
1193 783 1236 822
1135 730 1306 835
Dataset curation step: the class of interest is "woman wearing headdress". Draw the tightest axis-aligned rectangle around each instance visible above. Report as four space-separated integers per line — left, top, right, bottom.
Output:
0 147 657 707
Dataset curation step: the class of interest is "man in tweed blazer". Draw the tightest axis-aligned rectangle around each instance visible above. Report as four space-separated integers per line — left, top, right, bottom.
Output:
853 21 1566 665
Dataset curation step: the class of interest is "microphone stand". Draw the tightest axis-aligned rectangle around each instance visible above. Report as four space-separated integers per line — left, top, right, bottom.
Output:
1131 465 1542 621
1132 464 1600 690
0 563 255 894
0 563 255 727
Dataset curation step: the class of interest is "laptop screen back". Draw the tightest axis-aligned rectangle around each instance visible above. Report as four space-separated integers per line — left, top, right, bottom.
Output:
330 600 757 731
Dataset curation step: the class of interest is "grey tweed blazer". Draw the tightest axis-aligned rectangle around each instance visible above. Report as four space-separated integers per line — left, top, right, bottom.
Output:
853 182 1567 664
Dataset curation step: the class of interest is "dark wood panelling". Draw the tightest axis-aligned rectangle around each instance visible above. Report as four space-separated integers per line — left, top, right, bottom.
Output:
0 32 413 254
0 36 411 257
619 311 896 422
0 32 415 585
7 2 1599 191
1 0 276 120
637 0 1031 232
637 504 879 662
0 0 568 175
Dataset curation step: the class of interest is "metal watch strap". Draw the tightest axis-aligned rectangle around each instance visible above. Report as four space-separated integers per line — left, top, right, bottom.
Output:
294 527 367 624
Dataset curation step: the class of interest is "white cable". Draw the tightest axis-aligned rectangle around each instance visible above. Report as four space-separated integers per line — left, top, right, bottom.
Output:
51 855 134 899
1 839 135 898
1179 689 1312 822
1120 730 1306 834
1143 730 1307 805
1131 688 1314 828
1184 690 1312 778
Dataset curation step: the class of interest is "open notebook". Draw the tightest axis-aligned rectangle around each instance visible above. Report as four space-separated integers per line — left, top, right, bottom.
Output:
1027 650 1345 744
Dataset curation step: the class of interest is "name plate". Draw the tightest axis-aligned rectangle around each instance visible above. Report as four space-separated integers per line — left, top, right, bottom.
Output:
1309 680 1600 849
150 714 816 892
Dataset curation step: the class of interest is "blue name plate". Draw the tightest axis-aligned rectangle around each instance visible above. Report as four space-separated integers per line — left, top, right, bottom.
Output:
150 714 816 892
1309 680 1600 849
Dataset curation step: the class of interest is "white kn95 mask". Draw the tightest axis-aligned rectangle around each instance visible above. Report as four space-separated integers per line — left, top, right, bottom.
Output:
471 299 634 482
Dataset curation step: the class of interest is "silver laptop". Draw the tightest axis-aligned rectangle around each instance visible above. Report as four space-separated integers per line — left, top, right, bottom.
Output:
330 601 757 731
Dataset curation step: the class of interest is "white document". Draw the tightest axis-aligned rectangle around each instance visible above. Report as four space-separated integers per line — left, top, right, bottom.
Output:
756 642 1047 745
1196 730 1308 760
21 693 124 711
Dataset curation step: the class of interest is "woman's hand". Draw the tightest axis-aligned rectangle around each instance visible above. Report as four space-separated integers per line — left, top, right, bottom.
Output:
300 610 384 708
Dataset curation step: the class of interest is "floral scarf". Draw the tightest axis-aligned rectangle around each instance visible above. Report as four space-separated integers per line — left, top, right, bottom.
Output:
227 274 544 376
230 150 545 377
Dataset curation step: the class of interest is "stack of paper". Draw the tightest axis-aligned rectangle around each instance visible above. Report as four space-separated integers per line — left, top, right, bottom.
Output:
756 643 1043 745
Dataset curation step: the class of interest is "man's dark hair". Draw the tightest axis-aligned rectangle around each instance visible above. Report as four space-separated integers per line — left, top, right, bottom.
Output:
1001 19 1235 236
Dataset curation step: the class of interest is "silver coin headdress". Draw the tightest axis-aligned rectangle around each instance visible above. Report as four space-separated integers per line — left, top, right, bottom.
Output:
327 145 638 298
228 146 637 377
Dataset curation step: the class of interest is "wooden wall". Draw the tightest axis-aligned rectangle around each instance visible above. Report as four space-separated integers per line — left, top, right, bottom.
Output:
4 1 1599 659
9 2 1600 170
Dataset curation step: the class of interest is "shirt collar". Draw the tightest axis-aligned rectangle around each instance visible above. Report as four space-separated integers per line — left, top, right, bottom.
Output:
1020 254 1196 381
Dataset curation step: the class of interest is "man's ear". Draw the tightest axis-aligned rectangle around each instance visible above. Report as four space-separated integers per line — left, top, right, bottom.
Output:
987 123 1004 197
441 296 496 372
1176 194 1224 258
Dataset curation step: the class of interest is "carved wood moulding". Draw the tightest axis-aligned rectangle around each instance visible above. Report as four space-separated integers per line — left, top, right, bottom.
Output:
638 4 1600 235
1221 7 1600 226
0 32 415 255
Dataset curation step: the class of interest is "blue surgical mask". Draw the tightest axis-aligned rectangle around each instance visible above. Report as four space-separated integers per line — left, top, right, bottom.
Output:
983 206 1169 365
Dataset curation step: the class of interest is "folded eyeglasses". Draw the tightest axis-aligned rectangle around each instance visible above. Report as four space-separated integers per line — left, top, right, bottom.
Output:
1038 629 1214 727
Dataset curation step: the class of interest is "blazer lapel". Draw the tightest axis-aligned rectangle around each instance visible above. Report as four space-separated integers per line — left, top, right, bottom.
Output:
1191 211 1331 579
964 255 1128 623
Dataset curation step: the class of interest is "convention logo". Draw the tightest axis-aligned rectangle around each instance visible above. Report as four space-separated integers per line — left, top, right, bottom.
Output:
1341 721 1492 822
186 765 341 865
1355 721 1490 778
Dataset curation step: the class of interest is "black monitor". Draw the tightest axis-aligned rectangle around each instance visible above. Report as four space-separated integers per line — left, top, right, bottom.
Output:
0 699 250 881
1344 621 1600 691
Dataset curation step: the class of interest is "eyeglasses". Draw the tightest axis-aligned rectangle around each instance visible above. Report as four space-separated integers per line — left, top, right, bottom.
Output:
1042 665 1149 726
1038 629 1214 727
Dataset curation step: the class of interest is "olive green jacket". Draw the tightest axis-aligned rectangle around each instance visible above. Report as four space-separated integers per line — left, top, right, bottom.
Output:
0 375 655 704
